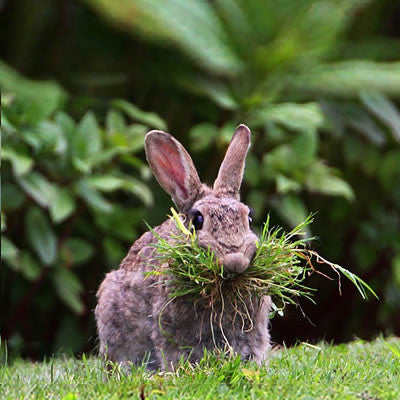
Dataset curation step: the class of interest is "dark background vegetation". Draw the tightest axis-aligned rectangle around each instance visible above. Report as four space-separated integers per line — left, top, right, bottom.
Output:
1 0 399 360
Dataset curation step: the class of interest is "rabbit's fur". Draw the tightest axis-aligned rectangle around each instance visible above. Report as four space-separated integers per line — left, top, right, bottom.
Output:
95 124 271 370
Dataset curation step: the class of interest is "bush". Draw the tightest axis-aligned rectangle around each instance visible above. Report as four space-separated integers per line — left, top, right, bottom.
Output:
1 61 166 356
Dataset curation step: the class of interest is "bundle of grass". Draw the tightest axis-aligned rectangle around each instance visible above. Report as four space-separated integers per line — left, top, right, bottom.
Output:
147 208 377 319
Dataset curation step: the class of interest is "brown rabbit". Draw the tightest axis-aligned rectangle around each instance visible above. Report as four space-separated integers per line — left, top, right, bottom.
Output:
95 124 271 370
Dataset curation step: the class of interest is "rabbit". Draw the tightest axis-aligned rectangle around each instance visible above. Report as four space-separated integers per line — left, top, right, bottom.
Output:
95 124 272 371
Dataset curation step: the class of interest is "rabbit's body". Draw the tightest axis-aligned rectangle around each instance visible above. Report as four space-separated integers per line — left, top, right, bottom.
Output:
96 125 272 370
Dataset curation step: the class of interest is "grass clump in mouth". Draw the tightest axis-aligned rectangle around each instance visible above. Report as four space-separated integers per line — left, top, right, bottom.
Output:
147 208 377 319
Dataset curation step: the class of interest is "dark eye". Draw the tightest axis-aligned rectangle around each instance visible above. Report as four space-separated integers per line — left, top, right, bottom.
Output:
248 209 254 225
191 210 204 230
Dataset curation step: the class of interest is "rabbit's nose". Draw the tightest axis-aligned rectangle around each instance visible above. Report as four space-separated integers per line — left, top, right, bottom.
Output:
221 253 249 274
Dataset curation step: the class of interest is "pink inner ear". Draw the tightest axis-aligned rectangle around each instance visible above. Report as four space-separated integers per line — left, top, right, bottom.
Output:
153 141 188 200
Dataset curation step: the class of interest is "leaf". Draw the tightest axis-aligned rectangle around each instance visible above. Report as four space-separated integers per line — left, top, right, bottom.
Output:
291 61 400 98
345 104 386 146
86 147 126 167
1 246 42 280
26 207 58 266
61 238 94 266
319 99 346 138
254 103 324 132
73 112 102 161
263 144 296 177
17 251 42 280
1 236 18 261
94 205 142 241
263 150 285 180
55 111 77 153
1 146 33 175
263 1 348 67
106 124 147 149
378 150 400 191
305 162 355 201
121 177 154 206
89 124 147 167
52 267 84 314
36 121 68 155
276 175 301 194
2 105 17 134
112 99 167 130
120 155 146 171
86 173 153 206
19 121 67 155
1 183 26 211
75 180 113 213
188 78 238 110
329 262 378 300
16 172 54 207
360 91 400 142
105 109 126 133
274 194 308 229
49 187 76 223
86 0 243 75
290 129 319 168
0 61 66 124
86 175 125 192
56 111 76 139
244 154 262 186
72 158 91 174
189 123 219 151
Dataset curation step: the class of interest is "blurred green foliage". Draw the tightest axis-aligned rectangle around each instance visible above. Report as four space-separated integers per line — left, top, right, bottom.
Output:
1 0 400 358
1 61 167 354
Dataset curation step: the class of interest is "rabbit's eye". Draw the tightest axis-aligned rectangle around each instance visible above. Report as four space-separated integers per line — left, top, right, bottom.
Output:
191 210 204 230
248 209 254 225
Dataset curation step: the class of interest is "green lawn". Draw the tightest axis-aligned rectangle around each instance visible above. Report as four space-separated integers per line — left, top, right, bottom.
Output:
1 337 399 400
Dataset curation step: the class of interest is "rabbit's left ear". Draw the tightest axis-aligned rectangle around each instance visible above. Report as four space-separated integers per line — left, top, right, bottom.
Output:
213 124 251 199
145 130 202 212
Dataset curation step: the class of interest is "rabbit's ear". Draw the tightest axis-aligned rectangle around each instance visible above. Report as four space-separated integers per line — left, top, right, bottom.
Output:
213 124 251 199
145 130 202 211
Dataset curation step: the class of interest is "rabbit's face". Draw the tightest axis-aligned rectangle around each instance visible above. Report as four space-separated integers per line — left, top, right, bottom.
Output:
189 195 258 274
145 124 256 275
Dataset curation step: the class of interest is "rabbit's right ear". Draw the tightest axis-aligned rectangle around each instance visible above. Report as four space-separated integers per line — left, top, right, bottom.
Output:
213 124 251 199
145 130 202 212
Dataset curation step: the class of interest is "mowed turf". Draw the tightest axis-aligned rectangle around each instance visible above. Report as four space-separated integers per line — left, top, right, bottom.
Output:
1 337 399 400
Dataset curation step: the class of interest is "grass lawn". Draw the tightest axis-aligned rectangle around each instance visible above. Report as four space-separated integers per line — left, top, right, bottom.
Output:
1 337 399 400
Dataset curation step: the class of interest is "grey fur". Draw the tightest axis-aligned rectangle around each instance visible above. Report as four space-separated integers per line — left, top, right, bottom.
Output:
95 124 271 370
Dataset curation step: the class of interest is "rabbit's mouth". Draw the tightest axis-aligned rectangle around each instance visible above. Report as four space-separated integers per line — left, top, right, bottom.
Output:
224 271 238 279
220 252 250 275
